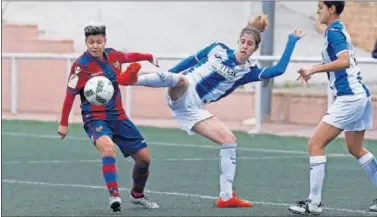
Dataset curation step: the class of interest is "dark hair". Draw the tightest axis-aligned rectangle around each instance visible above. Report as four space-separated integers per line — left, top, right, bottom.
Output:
240 15 269 48
84 22 106 38
323 1 345 15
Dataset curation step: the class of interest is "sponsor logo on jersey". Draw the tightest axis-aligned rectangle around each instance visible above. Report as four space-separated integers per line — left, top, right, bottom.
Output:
209 56 236 80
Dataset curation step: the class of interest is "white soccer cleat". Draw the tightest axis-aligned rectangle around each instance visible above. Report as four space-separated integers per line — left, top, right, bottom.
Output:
369 199 377 212
129 194 159 209
288 199 322 215
109 196 122 212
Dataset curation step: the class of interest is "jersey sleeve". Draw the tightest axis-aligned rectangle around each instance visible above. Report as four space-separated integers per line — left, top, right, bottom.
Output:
241 34 300 83
66 64 90 95
169 42 219 73
59 63 89 126
116 50 153 63
327 29 348 56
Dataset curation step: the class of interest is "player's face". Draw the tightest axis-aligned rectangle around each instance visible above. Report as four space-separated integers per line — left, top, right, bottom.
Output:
317 1 331 24
237 33 257 61
86 35 106 58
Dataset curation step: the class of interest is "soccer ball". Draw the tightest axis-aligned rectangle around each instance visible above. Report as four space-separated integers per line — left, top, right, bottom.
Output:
84 76 114 105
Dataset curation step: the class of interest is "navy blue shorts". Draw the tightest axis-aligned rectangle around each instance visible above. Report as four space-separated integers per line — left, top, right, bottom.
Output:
84 119 147 157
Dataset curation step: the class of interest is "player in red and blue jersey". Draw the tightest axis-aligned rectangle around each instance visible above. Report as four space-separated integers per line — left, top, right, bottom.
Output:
57 22 159 212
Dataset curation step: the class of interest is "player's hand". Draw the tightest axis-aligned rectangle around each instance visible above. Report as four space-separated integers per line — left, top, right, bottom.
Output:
289 29 306 41
297 67 314 85
57 125 68 139
149 56 159 68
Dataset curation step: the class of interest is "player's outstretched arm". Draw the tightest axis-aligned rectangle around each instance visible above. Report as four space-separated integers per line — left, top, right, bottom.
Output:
256 30 305 80
119 51 159 67
168 42 218 73
117 63 142 85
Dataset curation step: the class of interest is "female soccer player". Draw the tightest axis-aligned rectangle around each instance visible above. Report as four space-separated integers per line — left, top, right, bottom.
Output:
132 15 305 208
288 1 376 215
57 22 159 212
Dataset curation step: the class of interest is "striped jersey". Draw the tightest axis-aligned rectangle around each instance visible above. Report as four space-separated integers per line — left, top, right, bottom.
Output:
67 48 127 124
322 19 370 98
169 42 266 104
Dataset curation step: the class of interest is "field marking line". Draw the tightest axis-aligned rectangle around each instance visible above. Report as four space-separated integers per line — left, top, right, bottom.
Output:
2 179 374 215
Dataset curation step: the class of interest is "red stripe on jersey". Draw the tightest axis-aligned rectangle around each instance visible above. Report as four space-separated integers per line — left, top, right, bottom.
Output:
90 104 107 120
86 62 103 74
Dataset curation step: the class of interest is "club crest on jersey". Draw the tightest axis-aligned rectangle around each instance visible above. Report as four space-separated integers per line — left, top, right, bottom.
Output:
95 126 103 132
113 61 120 69
75 66 81 74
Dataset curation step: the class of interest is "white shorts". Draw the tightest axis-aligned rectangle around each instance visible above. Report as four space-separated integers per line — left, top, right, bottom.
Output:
322 95 373 132
165 79 213 135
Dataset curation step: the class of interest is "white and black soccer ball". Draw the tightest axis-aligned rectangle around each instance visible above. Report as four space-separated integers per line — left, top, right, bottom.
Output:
84 76 114 105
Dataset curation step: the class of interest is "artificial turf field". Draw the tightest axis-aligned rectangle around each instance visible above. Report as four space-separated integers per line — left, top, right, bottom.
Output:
2 120 377 216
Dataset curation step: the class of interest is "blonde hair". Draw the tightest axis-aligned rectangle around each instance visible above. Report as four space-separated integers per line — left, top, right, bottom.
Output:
240 14 269 47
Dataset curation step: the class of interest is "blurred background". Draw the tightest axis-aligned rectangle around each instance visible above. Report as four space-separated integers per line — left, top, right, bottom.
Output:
2 1 377 134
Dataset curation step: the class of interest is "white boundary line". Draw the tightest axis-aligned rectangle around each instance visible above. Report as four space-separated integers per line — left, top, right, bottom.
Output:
2 179 374 215
2 132 351 157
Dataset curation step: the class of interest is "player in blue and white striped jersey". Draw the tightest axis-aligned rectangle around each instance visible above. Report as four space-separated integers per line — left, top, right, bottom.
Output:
134 15 305 208
289 1 376 215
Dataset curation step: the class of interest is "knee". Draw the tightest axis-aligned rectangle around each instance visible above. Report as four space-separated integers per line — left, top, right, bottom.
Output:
219 133 237 145
176 75 187 88
136 157 150 168
96 136 116 157
348 146 367 159
133 149 151 167
307 137 324 155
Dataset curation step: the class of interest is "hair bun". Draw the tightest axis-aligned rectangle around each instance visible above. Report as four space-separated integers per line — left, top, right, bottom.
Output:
246 14 269 33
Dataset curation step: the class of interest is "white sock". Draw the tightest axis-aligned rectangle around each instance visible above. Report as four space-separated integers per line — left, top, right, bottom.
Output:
134 72 179 87
359 152 377 188
308 156 327 205
219 143 237 201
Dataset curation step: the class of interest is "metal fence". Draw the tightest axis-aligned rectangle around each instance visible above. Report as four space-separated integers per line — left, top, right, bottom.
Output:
2 52 376 132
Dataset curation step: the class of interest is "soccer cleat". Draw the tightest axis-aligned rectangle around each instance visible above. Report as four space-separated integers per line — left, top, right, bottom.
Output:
129 194 159 208
288 199 322 215
109 196 122 212
369 199 377 212
216 192 253 208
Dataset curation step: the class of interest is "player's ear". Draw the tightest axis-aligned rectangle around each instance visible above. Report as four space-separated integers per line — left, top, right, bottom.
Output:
330 5 336 14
